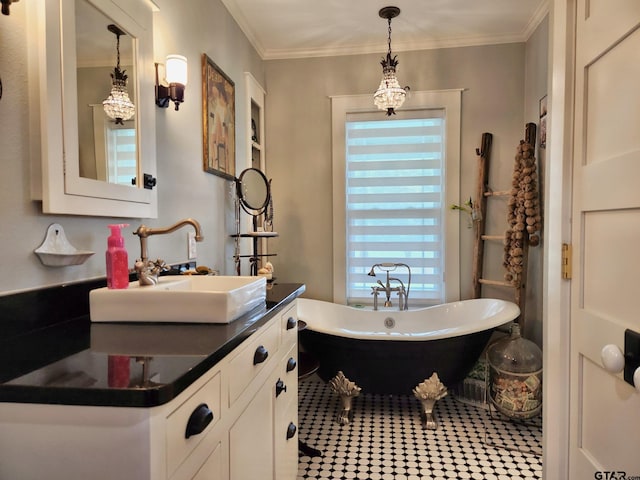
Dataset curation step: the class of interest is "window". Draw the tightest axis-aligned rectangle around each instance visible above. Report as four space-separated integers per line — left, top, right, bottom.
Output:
331 91 461 306
106 125 137 186
345 112 445 304
91 106 138 186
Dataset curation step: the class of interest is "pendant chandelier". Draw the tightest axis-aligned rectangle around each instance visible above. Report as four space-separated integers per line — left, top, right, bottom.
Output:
103 24 135 125
373 6 408 116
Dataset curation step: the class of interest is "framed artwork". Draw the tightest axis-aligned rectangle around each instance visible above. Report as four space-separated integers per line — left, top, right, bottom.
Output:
202 54 236 179
539 95 547 149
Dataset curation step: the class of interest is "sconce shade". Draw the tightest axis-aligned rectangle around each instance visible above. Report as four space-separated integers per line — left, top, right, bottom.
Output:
165 55 188 85
156 55 188 111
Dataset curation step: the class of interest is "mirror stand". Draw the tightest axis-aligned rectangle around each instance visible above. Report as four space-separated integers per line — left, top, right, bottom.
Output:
232 168 278 276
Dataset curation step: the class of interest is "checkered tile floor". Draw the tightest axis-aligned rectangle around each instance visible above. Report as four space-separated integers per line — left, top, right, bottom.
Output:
297 375 542 480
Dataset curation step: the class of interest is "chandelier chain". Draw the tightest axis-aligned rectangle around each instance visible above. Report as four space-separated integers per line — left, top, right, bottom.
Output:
387 18 393 55
116 33 121 70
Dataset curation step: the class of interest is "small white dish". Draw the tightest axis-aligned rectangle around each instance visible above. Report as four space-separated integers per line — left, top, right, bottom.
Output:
34 223 95 267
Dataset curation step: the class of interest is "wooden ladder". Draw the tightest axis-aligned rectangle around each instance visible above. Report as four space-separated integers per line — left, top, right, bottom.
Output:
471 124 538 325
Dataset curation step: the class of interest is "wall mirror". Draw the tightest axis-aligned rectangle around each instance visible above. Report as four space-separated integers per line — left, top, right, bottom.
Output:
28 0 158 218
76 1 137 186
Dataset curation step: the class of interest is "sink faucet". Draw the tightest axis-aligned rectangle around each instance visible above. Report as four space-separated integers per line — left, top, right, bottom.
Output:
368 263 412 310
133 218 204 286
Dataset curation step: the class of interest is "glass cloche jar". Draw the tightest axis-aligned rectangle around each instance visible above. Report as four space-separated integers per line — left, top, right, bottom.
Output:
487 323 542 419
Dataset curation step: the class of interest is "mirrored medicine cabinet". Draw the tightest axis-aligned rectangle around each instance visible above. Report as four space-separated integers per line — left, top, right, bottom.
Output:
28 0 158 218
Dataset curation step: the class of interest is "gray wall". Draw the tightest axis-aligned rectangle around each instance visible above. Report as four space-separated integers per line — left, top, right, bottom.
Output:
264 43 527 304
0 0 262 294
265 26 548 345
523 16 549 345
1 2 547 343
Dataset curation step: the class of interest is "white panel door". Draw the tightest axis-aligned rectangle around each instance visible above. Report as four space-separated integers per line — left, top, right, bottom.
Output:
569 0 640 477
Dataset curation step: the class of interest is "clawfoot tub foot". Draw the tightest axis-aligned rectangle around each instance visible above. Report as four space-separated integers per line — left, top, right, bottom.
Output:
329 371 361 425
413 373 448 430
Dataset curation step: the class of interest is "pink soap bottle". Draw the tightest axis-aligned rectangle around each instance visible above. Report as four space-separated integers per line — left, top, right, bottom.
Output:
106 224 130 289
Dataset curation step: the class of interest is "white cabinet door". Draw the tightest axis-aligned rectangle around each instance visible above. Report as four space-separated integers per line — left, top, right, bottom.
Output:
191 441 224 480
229 378 274 479
274 345 299 480
569 1 640 476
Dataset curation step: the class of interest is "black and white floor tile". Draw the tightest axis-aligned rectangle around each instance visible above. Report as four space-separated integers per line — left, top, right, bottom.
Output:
297 375 542 480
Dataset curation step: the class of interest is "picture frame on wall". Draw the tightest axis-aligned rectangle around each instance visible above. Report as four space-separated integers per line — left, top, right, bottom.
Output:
202 54 236 180
539 95 547 149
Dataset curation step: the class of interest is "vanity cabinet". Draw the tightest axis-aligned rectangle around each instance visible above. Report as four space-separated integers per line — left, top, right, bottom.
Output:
228 301 298 480
0 300 300 480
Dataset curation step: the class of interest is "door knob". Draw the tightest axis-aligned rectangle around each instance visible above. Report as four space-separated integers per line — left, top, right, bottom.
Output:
601 344 625 374
634 367 640 393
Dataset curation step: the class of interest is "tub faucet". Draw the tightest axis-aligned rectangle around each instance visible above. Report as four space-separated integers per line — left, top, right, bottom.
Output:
368 262 412 310
133 218 204 286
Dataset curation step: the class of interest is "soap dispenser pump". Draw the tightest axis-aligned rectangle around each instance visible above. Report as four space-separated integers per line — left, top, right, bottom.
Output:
106 224 130 289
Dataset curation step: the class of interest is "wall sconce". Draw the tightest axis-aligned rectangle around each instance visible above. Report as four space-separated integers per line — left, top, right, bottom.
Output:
155 55 188 111
1 0 19 16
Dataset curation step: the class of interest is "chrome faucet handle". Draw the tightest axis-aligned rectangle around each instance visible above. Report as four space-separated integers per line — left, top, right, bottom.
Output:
371 286 380 310
397 288 405 311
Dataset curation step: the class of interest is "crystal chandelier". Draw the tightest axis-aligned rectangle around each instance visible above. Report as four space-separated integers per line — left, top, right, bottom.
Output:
373 6 407 116
103 24 135 125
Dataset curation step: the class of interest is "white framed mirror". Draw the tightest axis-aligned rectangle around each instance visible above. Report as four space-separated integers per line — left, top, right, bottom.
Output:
28 0 158 218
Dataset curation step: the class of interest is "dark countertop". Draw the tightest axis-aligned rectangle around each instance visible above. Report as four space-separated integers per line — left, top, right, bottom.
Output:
0 283 305 408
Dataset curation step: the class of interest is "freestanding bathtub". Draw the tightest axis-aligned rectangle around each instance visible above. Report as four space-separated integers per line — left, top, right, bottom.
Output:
298 297 520 395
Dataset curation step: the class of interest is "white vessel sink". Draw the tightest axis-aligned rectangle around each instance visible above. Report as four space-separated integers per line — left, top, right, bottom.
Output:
89 276 267 323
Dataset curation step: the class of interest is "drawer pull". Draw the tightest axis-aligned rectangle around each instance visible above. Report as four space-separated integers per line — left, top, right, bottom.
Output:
275 378 287 397
185 403 214 439
253 345 269 365
286 317 297 330
286 357 297 372
286 422 297 440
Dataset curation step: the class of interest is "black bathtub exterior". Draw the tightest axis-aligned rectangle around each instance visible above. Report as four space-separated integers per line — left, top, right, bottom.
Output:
300 328 493 395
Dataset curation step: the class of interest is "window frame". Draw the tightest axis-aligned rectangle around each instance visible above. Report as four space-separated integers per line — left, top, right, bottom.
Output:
331 90 462 305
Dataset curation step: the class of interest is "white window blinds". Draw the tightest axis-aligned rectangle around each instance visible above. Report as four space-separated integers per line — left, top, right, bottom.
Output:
345 110 446 305
106 124 137 186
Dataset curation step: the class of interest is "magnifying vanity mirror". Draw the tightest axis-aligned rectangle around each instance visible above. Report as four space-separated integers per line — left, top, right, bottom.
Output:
236 167 271 216
28 0 157 218
233 168 277 276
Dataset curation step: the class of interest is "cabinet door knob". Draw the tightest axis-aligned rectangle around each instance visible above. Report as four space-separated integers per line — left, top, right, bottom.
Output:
276 378 287 397
286 357 297 372
253 345 269 365
185 403 214 439
286 422 297 440
286 317 297 330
